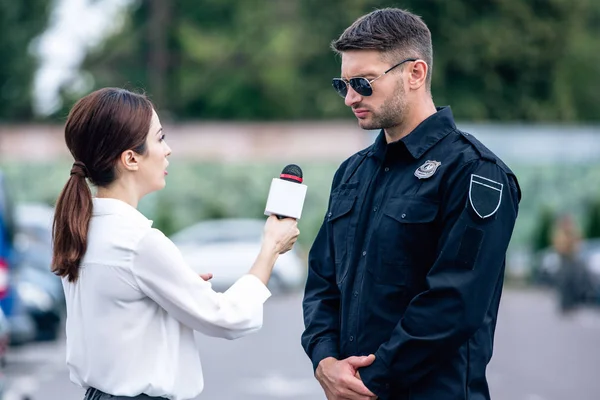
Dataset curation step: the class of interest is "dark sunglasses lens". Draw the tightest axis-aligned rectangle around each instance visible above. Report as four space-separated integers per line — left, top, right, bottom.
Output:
349 78 373 96
332 79 348 98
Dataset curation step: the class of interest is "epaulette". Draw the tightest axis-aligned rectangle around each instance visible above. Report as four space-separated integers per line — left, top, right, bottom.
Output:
458 129 521 201
458 130 496 163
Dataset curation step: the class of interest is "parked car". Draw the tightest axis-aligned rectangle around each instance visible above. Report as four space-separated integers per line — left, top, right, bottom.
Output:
13 203 64 341
0 172 36 346
0 308 8 398
170 218 306 293
0 307 10 367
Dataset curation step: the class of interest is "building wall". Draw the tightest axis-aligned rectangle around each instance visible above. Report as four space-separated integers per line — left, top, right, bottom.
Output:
0 122 371 163
2 121 600 164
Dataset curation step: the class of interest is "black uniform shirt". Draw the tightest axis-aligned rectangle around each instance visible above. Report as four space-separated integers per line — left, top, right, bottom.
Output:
301 106 521 400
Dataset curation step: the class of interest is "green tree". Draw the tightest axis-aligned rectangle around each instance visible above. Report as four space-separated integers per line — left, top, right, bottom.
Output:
53 0 600 122
531 206 555 252
0 0 51 121
585 199 600 239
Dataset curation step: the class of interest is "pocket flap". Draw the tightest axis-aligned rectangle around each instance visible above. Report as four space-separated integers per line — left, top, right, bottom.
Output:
383 196 439 223
328 196 356 222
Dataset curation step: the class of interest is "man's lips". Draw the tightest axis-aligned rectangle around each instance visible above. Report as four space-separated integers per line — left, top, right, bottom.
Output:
353 109 369 118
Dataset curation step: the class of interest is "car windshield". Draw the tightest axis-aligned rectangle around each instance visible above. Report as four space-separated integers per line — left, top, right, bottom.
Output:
170 219 264 246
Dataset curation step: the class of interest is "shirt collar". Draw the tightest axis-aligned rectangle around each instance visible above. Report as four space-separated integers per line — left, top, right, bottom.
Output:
92 197 153 228
368 106 456 161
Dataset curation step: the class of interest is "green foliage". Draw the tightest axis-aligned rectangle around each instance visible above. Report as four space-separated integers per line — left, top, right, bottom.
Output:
4 160 600 256
0 161 337 250
0 0 51 121
531 206 555 252
47 0 600 122
584 199 600 239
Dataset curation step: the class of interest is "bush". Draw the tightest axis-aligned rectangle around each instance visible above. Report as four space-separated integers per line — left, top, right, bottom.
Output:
531 206 555 252
0 161 338 251
585 198 600 239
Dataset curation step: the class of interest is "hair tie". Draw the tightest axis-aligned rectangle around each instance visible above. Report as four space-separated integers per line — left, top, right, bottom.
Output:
70 161 89 178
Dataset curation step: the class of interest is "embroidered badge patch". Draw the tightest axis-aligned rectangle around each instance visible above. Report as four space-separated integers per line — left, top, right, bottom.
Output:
414 160 441 179
469 174 503 219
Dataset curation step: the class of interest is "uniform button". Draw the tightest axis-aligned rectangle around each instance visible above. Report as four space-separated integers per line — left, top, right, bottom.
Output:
327 212 332 218
401 213 406 219
362 251 367 256
354 291 359 297
384 167 390 172
349 336 354 341
373 206 378 212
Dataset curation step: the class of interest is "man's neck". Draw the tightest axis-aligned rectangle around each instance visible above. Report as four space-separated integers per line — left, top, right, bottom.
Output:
384 97 437 143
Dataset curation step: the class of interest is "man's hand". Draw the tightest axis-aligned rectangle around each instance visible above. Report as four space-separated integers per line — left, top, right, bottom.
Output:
354 370 378 400
316 355 377 400
199 273 213 281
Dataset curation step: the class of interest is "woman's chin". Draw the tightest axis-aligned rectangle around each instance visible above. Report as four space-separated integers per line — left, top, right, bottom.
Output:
146 180 167 195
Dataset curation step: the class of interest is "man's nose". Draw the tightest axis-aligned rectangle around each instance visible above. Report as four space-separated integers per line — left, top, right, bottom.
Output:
344 84 362 107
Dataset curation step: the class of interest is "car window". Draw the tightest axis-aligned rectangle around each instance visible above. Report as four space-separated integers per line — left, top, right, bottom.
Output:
171 220 264 246
16 243 52 271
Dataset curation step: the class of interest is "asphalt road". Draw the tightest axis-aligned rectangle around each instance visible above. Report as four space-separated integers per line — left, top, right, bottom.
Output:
5 287 600 400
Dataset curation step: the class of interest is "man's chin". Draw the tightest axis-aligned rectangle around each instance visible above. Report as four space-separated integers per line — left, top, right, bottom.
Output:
357 119 379 131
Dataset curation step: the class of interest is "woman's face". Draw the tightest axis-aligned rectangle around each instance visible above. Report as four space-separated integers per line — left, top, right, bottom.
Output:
138 109 171 194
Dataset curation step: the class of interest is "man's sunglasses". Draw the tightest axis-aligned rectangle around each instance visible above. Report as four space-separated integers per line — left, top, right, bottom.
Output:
332 58 417 98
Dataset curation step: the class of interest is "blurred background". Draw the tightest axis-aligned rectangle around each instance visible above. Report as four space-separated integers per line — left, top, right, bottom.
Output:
1 0 600 399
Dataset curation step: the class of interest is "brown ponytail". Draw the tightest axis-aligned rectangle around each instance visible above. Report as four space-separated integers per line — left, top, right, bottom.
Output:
51 88 153 282
51 163 93 282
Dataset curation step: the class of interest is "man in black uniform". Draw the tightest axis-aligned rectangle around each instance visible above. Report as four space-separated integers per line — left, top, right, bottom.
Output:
301 8 521 400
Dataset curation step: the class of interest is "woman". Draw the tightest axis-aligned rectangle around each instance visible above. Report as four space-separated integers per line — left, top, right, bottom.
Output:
52 88 300 400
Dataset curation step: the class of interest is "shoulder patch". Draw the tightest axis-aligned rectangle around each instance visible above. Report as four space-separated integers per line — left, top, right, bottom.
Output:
469 174 503 219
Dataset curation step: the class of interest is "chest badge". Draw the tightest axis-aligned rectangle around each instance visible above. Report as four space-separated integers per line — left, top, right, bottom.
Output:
414 160 441 179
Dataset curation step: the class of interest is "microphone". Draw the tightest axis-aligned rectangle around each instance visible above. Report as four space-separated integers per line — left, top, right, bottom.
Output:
264 164 307 219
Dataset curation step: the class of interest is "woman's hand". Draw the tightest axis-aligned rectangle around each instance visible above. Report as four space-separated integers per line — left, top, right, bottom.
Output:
263 215 300 255
199 273 213 281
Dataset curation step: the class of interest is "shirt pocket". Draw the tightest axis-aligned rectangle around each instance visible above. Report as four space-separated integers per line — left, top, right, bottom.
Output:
328 188 357 285
371 196 439 286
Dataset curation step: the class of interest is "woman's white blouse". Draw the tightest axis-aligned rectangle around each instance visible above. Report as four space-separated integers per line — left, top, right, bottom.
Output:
62 198 271 400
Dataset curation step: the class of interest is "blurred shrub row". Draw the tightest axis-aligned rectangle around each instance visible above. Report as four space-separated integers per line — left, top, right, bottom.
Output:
3 160 600 257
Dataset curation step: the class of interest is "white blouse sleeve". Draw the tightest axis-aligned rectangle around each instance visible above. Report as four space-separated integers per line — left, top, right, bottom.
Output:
131 228 271 339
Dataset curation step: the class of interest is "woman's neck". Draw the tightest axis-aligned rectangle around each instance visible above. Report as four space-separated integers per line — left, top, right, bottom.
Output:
96 181 141 208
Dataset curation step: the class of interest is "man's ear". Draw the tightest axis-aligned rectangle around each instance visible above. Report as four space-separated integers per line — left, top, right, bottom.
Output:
120 149 140 172
408 59 428 90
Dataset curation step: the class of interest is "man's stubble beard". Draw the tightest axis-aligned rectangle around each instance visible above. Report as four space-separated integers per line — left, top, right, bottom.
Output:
359 80 408 131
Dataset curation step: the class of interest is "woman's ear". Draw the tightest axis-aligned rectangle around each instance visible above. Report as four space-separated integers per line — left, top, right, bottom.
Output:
120 150 140 172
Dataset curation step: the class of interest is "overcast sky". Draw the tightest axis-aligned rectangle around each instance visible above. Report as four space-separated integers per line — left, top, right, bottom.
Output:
33 0 132 115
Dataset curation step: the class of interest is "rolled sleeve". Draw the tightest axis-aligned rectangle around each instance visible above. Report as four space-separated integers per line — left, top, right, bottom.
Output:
131 228 271 339
225 274 272 306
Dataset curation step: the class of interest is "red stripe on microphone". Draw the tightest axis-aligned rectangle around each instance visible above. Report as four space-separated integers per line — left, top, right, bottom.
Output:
280 174 303 183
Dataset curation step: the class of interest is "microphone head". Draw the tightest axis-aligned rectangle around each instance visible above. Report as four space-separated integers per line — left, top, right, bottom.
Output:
280 164 303 183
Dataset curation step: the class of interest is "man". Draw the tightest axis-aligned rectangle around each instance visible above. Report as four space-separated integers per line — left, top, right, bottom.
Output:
301 8 521 400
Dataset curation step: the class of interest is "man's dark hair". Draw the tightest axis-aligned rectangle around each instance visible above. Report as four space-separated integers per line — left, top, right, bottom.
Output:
332 8 433 90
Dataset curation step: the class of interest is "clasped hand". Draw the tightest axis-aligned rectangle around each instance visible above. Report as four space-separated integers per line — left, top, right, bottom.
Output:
316 354 378 400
